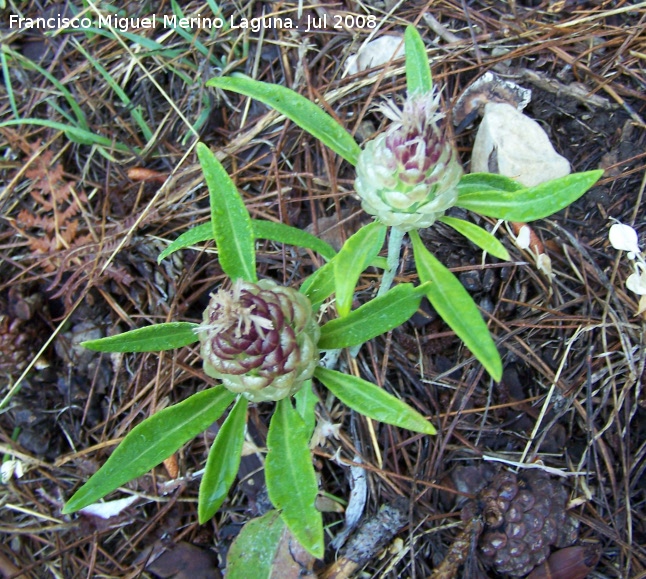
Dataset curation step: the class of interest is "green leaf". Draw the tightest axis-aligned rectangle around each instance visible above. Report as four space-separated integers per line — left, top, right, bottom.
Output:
405 26 432 95
300 260 336 309
158 220 336 263
199 396 248 523
157 222 212 263
197 142 257 282
0 119 134 153
455 170 603 222
372 256 389 270
266 399 323 558
252 220 337 260
318 283 427 350
226 511 286 579
439 216 510 261
410 230 502 381
334 222 387 317
457 173 524 196
63 387 237 513
299 232 389 311
82 322 199 352
294 380 317 441
314 367 436 435
206 75 361 166
318 283 428 349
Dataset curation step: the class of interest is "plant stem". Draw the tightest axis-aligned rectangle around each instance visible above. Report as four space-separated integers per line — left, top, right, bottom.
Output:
377 226 406 297
326 227 407 363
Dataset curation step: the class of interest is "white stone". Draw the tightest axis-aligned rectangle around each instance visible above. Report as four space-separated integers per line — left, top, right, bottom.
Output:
344 35 405 76
471 102 571 187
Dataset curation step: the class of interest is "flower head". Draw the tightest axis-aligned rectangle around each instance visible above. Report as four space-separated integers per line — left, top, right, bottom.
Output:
197 279 320 402
354 91 463 231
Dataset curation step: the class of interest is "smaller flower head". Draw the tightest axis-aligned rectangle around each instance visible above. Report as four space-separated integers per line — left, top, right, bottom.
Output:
197 279 320 402
354 91 463 231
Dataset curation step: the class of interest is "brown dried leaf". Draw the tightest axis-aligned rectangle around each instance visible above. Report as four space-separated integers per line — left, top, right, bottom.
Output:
270 524 317 579
163 454 179 479
127 167 168 183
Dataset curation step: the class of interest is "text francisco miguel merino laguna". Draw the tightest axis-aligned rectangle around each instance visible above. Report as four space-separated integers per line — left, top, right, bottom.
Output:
8 13 329 33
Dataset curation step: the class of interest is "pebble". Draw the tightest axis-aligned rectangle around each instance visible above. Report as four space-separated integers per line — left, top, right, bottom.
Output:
471 102 571 187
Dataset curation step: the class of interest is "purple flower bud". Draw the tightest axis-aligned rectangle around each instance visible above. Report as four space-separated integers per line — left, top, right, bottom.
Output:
355 91 463 231
197 279 320 402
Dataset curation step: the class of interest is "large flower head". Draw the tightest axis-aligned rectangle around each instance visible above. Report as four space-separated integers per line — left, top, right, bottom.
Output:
197 279 320 402
355 91 463 231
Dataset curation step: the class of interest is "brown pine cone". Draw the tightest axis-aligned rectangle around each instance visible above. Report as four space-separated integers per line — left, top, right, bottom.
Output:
461 469 579 576
0 313 30 376
0 288 47 379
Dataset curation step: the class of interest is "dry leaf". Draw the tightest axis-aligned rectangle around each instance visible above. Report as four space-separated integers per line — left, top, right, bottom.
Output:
127 167 168 183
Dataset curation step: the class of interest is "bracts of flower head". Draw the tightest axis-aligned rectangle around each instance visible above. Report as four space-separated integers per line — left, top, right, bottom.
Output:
354 90 463 231
197 279 320 403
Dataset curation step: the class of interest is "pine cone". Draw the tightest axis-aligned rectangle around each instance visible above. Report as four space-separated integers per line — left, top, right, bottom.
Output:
354 91 463 231
0 288 45 378
462 469 579 576
0 314 30 377
197 279 320 403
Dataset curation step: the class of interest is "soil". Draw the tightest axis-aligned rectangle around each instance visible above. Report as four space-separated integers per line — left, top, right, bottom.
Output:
0 1 644 578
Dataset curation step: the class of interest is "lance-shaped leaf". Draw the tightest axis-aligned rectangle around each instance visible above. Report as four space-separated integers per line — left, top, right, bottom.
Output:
300 259 336 310
206 75 361 166
158 220 337 263
252 219 337 260
318 283 429 349
157 222 213 263
82 322 199 352
334 221 387 317
199 396 248 523
315 367 436 435
439 216 510 261
457 173 524 196
405 26 432 95
456 170 603 222
266 398 323 558
410 230 502 381
63 387 237 513
294 380 318 441
197 142 257 282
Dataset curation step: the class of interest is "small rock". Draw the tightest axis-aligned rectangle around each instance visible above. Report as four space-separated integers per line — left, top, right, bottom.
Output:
55 321 103 367
471 102 571 187
344 35 405 76
459 270 482 292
